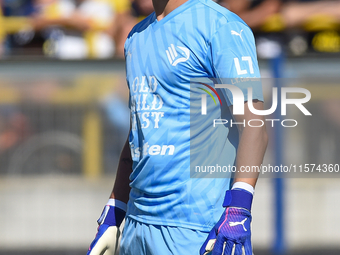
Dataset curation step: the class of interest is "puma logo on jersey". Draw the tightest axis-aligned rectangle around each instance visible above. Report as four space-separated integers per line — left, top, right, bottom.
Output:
231 29 244 41
229 218 248 231
166 44 190 66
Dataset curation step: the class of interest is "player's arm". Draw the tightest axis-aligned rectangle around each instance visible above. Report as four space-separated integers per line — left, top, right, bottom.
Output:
87 129 133 255
110 134 133 203
200 20 268 254
200 101 268 255
233 99 268 187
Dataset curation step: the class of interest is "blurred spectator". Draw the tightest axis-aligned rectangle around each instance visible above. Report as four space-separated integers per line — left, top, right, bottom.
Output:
2 0 35 16
0 108 32 153
219 0 340 57
31 0 115 59
219 0 281 29
0 1 4 57
281 0 340 28
2 0 340 58
1 0 39 56
219 0 340 29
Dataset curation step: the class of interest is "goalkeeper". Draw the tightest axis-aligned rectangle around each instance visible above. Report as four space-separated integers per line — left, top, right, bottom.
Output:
87 0 268 254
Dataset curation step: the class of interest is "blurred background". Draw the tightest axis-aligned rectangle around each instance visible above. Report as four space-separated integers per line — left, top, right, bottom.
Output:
0 0 340 254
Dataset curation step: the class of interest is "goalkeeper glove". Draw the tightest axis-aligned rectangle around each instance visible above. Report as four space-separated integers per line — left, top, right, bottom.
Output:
87 199 126 255
200 187 253 255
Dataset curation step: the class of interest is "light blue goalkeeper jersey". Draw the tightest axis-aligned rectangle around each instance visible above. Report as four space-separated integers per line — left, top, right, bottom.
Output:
124 0 263 231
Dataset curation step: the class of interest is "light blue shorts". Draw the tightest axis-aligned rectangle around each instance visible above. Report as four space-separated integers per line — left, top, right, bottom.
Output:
120 216 209 255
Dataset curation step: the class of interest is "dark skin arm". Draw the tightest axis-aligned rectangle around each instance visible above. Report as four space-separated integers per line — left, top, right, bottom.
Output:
109 129 133 204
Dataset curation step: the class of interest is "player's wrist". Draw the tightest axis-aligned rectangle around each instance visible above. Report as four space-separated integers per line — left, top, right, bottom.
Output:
97 199 127 227
106 198 127 212
223 186 253 211
232 181 255 195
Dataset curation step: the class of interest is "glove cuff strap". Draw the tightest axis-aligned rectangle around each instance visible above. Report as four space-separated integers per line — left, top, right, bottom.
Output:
97 200 126 227
223 189 253 211
107 199 127 212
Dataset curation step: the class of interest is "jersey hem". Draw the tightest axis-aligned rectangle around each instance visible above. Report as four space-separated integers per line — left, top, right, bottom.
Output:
126 214 212 232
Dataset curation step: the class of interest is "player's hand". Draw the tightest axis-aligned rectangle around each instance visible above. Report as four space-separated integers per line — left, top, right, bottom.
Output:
87 199 126 255
200 189 253 255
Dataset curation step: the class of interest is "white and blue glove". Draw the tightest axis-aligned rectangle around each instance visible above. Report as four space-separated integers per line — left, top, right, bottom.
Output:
200 185 254 255
87 199 126 255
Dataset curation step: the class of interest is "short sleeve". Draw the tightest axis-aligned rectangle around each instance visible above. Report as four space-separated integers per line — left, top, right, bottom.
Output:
208 21 264 106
